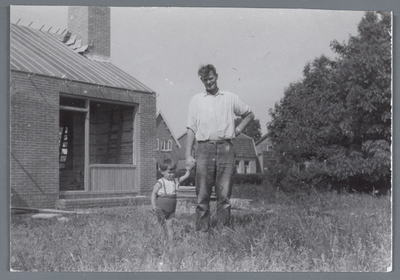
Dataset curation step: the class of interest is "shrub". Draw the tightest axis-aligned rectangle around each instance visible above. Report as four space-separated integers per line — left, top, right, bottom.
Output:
232 173 265 185
175 171 266 187
231 183 274 201
264 162 329 193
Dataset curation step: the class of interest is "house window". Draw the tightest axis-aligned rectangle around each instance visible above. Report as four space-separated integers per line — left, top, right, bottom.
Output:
59 96 136 192
244 160 250 174
89 101 134 165
267 145 273 151
156 139 159 150
236 160 241 173
161 140 172 151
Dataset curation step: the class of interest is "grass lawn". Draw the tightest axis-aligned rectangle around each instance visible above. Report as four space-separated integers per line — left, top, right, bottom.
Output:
10 186 392 272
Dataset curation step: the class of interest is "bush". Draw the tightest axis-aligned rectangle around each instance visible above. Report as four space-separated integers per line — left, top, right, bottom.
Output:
231 183 275 201
264 162 329 193
232 173 265 185
174 171 266 187
330 176 391 195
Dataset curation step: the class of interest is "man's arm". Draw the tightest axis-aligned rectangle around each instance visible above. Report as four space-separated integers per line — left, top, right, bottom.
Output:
235 111 255 136
185 128 196 169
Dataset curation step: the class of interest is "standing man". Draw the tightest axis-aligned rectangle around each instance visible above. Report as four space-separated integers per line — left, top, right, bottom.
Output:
186 64 254 231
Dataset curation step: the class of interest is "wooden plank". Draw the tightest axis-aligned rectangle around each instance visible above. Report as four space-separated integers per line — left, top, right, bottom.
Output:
59 105 88 112
90 165 137 192
115 108 124 162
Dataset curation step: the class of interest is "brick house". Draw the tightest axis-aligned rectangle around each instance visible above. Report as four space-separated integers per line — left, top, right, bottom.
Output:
155 110 181 169
233 134 258 174
255 134 278 173
177 132 258 174
10 7 156 209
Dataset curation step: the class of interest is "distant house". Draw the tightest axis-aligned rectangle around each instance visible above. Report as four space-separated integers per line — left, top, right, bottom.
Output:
177 132 258 174
177 132 190 171
255 134 278 173
156 110 181 169
10 7 156 209
233 134 258 174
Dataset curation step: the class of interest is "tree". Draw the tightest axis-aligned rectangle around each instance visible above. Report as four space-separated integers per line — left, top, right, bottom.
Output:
235 118 262 141
267 12 391 193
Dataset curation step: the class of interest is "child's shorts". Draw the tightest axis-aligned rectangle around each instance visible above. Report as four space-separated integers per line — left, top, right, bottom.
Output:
155 195 177 221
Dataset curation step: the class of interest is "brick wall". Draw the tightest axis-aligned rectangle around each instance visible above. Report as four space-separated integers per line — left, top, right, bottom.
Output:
11 71 156 208
155 116 180 166
10 72 60 208
137 93 157 196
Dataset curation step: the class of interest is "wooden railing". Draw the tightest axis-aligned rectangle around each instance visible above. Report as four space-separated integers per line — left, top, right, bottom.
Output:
90 164 137 192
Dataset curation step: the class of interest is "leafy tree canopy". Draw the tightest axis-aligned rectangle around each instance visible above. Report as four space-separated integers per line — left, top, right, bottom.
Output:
235 118 262 141
267 12 391 193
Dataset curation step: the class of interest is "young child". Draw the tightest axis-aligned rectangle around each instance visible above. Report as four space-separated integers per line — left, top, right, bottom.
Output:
151 159 191 240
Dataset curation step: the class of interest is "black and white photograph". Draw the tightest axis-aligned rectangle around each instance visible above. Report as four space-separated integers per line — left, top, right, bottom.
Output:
9 5 392 272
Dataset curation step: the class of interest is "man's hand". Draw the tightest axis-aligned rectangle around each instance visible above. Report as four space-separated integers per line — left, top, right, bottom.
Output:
185 129 196 170
235 127 241 136
186 155 196 170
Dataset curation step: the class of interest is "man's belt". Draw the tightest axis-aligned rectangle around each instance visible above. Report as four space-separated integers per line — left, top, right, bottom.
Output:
198 139 232 144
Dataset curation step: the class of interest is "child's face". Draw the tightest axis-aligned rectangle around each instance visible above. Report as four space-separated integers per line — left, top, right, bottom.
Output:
162 168 176 180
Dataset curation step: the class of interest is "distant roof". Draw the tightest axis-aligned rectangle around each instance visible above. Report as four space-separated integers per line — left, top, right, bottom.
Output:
156 110 181 149
233 134 257 158
255 134 270 145
10 24 154 93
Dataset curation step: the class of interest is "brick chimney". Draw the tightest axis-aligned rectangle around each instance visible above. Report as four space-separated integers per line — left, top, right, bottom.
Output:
68 6 111 62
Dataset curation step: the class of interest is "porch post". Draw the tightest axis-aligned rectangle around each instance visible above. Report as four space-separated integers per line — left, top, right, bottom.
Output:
85 100 90 191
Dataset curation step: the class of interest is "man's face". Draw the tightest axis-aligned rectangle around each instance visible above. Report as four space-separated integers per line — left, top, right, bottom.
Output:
201 71 218 94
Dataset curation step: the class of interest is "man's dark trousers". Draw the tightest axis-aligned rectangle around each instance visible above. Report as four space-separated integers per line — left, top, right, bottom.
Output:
195 140 235 231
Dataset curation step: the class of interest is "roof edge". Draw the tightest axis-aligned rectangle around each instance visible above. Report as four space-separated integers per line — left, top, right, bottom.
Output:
10 69 156 95
255 133 269 145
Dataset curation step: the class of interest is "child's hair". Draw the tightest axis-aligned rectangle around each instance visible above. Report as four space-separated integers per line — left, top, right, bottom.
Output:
159 159 177 172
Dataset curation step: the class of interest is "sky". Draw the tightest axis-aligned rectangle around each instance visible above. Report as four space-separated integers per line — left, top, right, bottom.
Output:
10 6 365 138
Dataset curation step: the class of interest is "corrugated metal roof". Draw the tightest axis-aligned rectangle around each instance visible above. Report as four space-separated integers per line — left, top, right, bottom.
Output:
10 24 154 93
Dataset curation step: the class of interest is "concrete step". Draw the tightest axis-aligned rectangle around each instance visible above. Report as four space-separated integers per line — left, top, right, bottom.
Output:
56 196 150 210
59 191 139 200
177 186 216 200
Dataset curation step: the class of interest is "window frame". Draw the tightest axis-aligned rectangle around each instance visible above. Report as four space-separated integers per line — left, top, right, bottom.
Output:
160 139 172 151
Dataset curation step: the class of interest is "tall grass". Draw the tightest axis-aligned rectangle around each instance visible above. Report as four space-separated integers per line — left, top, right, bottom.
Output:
10 187 391 272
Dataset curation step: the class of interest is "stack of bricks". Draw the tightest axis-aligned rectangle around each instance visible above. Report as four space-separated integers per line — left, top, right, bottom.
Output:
68 6 111 59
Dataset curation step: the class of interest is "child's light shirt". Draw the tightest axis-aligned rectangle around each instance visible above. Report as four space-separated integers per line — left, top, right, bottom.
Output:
156 178 178 196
